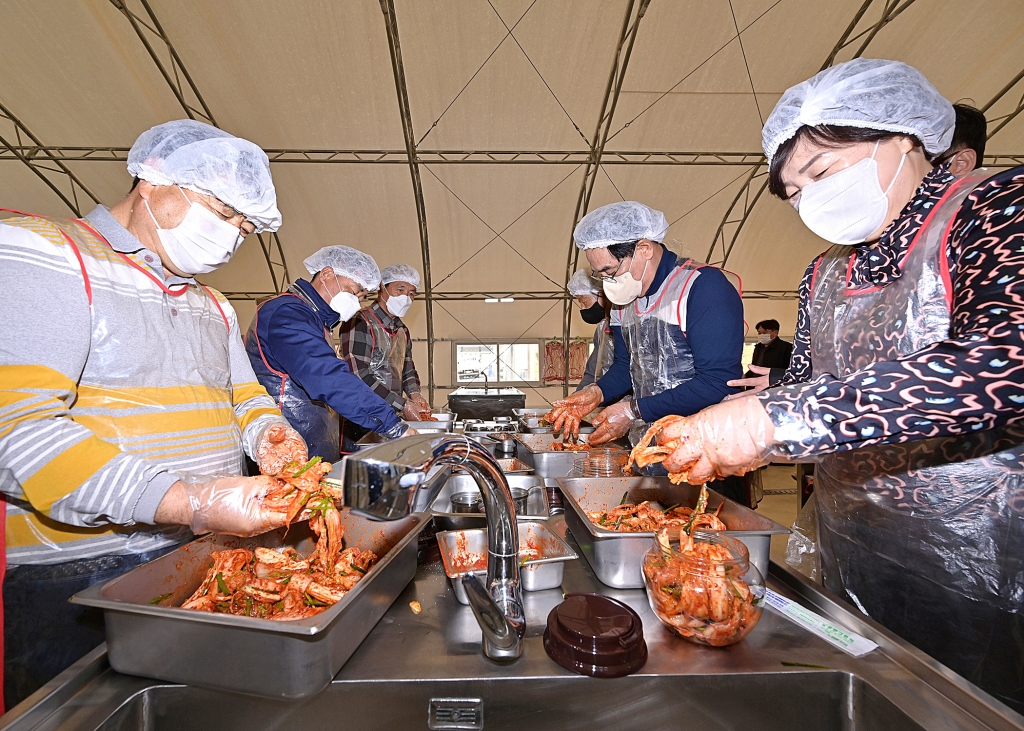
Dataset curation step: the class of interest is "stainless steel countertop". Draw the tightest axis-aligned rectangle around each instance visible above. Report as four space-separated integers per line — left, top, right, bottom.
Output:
3 517 1023 731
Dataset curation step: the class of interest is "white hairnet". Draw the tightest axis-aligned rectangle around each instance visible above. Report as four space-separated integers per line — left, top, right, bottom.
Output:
574 201 668 250
303 246 381 290
127 120 282 233
567 268 599 297
762 58 955 167
381 264 421 289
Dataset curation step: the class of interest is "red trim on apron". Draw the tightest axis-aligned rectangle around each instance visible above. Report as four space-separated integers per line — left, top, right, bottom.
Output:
0 210 94 307
199 285 231 330
841 177 975 299
253 293 302 407
0 498 6 711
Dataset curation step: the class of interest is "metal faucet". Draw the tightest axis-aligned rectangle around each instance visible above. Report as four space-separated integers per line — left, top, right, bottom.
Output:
343 434 525 661
476 369 490 394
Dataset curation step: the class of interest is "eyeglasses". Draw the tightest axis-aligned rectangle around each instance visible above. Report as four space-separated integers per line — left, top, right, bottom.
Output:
593 256 632 284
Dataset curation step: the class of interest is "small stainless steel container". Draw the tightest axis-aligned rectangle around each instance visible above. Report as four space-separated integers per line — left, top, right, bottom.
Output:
557 476 790 588
70 511 429 699
437 521 578 604
509 486 529 514
431 473 549 532
450 492 483 513
496 457 534 475
515 433 593 477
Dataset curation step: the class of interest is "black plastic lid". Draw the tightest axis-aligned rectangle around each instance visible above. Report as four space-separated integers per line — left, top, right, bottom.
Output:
543 593 647 678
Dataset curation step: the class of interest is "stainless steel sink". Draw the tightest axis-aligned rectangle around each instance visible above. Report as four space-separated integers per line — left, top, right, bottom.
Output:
4 517 1021 731
71 673 920 731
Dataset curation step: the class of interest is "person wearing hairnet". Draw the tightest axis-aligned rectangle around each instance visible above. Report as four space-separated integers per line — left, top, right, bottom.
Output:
245 248 415 460
664 59 1024 711
567 268 614 390
0 119 302 706
338 264 431 422
547 201 747 504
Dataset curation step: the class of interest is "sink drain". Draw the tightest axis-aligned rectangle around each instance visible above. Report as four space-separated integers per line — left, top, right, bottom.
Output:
428 697 484 730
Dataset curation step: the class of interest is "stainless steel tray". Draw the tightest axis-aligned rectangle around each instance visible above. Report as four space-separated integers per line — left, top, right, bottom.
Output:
437 521 578 603
496 457 534 474
515 433 593 477
71 510 429 699
431 473 549 531
557 476 790 588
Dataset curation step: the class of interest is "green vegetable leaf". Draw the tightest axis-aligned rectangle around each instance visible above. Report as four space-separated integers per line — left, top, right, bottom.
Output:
352 564 367 574
245 597 253 615
292 456 322 479
215 571 229 595
149 592 172 605
304 592 327 607
619 491 631 506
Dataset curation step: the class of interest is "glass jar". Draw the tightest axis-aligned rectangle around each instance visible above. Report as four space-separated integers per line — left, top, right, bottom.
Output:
642 532 765 647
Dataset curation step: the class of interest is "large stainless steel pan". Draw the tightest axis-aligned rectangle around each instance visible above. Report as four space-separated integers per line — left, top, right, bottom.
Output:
71 510 428 699
557 476 790 588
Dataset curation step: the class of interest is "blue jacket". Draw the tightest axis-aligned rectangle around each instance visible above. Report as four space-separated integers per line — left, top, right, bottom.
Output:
596 250 743 421
245 280 402 444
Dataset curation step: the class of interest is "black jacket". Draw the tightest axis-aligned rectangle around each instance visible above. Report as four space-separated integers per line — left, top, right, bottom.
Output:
747 337 793 378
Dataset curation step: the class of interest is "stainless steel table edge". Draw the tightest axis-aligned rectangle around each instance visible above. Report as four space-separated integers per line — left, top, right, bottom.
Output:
768 562 1024 730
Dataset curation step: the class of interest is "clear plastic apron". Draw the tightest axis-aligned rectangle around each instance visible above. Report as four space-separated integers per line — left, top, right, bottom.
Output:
808 169 1024 707
361 307 407 403
245 284 341 462
594 319 615 382
618 259 704 445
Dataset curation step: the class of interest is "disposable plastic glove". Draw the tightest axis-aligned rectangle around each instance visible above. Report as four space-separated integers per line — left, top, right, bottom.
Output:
254 421 307 477
725 364 771 401
180 475 289 537
589 400 638 445
402 400 424 421
546 385 603 440
662 395 777 484
409 392 431 411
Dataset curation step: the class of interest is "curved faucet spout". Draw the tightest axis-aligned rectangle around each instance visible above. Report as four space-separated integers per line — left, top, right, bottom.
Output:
343 434 525 660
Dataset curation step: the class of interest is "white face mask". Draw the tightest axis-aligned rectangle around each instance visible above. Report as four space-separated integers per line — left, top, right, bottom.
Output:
324 273 363 321
796 142 907 246
145 188 243 275
758 333 772 345
386 293 412 318
603 256 649 306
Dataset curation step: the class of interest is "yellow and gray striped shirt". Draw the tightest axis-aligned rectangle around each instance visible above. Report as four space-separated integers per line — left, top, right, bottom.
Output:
0 206 284 565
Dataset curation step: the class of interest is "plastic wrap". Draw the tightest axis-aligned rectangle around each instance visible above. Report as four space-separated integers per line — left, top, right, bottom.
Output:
547 385 603 439
785 492 820 583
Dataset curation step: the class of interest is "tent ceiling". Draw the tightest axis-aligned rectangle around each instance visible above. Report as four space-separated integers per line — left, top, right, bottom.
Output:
3 0 1024 399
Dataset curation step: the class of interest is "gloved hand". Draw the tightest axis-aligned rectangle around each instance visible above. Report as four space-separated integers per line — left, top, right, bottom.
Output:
255 421 307 477
178 475 289 537
409 392 431 412
589 400 638 445
402 400 424 421
725 364 771 401
662 396 777 484
546 384 603 440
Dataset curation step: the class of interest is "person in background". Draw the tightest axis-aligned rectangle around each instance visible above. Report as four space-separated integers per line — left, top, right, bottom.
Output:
546 201 747 504
0 119 304 707
749 317 794 372
245 247 414 461
932 103 986 177
338 264 430 422
658 59 1024 710
567 268 614 391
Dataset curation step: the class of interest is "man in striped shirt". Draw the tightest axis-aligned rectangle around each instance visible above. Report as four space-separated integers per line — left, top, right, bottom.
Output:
0 120 304 706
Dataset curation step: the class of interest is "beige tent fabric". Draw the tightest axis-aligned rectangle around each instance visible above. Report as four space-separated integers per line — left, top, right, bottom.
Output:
2 0 1022 406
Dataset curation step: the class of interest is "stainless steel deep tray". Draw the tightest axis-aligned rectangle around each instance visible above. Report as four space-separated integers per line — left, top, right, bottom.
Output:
431 473 549 531
557 476 790 588
515 433 594 477
71 510 428 700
